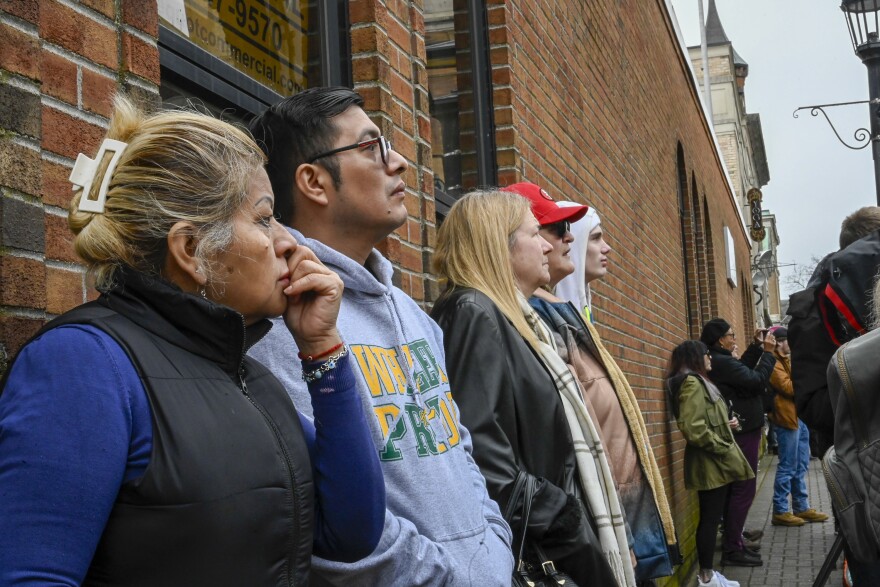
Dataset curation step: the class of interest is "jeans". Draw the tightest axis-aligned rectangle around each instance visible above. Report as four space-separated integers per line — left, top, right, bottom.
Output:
772 419 810 514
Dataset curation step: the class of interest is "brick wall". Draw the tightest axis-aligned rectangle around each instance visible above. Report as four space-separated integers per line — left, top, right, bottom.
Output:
349 0 436 304
0 0 158 373
485 0 754 582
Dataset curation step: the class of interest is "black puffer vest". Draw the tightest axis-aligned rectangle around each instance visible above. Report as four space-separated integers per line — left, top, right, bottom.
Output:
25 268 314 586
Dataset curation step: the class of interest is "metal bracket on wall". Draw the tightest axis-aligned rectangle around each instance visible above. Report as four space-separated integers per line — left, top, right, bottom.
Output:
793 100 873 150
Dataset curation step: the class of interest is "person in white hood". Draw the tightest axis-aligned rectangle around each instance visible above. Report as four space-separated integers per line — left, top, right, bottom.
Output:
555 207 609 323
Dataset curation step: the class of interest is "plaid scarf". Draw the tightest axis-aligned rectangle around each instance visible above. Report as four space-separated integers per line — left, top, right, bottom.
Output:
520 295 635 587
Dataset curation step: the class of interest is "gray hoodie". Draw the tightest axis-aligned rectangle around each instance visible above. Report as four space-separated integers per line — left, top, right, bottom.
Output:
249 228 513 586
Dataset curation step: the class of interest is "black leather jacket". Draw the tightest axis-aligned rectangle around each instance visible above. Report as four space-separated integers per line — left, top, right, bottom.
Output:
431 287 615 585
706 343 775 434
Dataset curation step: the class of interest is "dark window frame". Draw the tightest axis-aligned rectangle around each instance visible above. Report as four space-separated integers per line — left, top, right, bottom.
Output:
158 1 352 117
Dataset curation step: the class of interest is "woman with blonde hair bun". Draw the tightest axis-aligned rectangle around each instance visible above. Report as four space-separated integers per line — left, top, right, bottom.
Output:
0 95 384 585
431 190 628 586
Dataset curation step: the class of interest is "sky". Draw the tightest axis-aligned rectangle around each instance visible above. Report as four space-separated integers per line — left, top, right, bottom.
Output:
668 0 876 297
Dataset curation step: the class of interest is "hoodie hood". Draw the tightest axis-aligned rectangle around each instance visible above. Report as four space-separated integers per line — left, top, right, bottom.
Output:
555 207 601 321
288 228 392 297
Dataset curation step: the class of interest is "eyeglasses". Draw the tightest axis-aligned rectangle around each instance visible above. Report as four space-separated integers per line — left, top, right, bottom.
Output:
542 220 570 239
308 135 393 166
723 331 736 339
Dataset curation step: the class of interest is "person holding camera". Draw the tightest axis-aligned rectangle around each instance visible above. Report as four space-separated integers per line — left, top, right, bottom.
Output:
700 319 776 567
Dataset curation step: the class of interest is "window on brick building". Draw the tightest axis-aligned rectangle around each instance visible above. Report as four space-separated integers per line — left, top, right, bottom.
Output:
426 0 496 219
676 143 699 338
158 0 350 118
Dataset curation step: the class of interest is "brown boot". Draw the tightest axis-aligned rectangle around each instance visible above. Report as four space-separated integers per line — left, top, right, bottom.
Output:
771 512 806 526
794 508 829 523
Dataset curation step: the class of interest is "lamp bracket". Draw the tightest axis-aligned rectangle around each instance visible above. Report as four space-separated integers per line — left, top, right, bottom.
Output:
793 101 872 150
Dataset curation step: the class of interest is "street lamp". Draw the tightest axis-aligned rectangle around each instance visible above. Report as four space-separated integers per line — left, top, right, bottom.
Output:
842 0 880 204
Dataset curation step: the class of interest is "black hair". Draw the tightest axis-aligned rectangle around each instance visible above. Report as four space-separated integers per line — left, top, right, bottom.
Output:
666 340 709 380
664 340 710 419
248 87 364 225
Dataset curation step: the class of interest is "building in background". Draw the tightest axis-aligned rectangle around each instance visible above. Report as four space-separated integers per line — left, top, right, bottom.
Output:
0 1 759 582
686 0 782 327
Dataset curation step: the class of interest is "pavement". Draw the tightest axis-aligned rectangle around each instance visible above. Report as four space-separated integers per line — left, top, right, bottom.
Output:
716 452 844 587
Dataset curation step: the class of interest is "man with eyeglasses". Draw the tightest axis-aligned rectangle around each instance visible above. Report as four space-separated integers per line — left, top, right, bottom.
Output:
700 318 777 568
247 87 513 586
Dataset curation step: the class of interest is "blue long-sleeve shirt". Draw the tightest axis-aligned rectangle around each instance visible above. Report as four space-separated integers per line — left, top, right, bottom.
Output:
0 325 384 586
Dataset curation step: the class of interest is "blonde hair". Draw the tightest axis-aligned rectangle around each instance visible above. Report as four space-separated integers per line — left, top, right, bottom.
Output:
68 94 266 290
433 190 539 349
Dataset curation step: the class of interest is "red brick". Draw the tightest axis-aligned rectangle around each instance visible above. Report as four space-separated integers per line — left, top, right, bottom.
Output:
40 0 118 70
349 0 377 25
81 68 117 117
122 0 158 36
122 32 160 84
0 0 39 22
0 315 44 363
46 266 83 314
41 105 106 160
44 212 78 263
42 52 78 105
351 26 380 54
41 159 71 208
79 0 114 19
0 24 40 80
0 140 41 195
0 255 45 309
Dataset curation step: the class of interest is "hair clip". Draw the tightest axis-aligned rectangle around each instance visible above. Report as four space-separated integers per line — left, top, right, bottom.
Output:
69 138 128 214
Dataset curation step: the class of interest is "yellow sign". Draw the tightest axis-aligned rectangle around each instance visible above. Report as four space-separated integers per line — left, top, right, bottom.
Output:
162 0 309 96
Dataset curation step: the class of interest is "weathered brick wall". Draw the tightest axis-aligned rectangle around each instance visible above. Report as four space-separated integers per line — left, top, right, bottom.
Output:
486 0 755 583
0 0 158 373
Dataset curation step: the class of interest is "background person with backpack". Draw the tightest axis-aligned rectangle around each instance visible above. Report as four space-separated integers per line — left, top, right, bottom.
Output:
824 276 880 585
787 207 880 457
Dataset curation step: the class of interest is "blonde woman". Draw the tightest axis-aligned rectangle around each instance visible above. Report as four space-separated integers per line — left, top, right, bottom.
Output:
0 96 384 584
431 190 630 586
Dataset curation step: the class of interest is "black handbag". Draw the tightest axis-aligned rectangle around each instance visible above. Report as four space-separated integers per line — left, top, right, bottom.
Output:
505 471 579 587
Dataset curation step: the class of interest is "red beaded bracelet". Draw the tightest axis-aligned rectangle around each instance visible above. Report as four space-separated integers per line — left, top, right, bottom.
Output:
298 342 344 362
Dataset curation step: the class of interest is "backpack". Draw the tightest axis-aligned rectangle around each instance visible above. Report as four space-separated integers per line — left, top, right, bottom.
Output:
823 328 880 562
787 230 880 434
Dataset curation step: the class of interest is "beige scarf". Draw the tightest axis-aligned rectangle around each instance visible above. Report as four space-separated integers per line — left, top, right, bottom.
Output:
520 295 635 587
582 319 678 551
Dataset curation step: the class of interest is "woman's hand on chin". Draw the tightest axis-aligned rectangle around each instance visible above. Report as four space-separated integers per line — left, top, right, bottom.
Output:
282 245 344 355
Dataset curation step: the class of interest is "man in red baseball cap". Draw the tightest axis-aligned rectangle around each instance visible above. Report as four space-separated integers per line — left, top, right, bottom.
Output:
503 182 589 286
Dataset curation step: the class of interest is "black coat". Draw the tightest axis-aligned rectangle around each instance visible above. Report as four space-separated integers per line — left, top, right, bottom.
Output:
706 343 776 434
431 287 615 585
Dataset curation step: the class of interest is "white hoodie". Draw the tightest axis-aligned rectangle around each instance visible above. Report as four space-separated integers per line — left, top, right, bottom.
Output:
555 208 601 321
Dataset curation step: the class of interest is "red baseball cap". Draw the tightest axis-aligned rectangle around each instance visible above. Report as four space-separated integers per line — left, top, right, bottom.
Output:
502 182 589 225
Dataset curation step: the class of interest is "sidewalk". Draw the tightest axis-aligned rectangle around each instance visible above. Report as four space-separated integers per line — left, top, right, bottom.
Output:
718 452 843 587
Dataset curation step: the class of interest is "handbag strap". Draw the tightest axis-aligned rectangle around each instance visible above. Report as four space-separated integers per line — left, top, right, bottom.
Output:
503 471 537 568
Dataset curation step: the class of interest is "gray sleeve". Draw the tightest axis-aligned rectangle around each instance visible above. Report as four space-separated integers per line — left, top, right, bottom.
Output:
249 319 510 586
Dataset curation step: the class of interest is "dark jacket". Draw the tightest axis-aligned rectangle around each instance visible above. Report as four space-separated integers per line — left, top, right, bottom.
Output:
706 343 775 434
37 268 315 586
431 287 615 585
